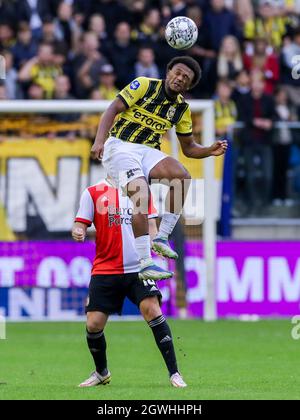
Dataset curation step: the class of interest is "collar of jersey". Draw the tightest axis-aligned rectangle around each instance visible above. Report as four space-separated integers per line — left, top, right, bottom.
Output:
105 177 117 188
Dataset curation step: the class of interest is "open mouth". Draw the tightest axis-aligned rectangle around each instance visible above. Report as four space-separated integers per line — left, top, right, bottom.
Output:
173 82 181 88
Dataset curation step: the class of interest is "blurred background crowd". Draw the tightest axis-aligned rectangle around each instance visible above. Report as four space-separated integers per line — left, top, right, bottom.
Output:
1 0 300 218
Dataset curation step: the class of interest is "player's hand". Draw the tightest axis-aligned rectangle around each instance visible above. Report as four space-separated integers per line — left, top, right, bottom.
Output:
209 140 228 156
90 142 104 161
72 227 85 242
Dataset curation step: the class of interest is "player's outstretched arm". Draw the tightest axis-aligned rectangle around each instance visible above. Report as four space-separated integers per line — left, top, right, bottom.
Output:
72 222 88 242
177 134 228 159
90 97 127 160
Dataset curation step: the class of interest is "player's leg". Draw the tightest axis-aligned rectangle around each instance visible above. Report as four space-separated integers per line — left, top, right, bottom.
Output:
126 176 173 281
79 274 123 387
139 296 187 388
79 311 111 387
86 311 109 377
127 273 186 387
148 217 158 242
149 157 191 259
102 137 172 281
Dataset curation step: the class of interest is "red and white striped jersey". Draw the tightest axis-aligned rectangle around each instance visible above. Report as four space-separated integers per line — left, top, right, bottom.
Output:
75 179 157 275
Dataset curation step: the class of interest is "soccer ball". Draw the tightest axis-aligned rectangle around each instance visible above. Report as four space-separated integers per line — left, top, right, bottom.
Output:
165 16 198 50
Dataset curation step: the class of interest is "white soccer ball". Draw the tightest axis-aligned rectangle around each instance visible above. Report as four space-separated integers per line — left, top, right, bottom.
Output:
165 16 198 50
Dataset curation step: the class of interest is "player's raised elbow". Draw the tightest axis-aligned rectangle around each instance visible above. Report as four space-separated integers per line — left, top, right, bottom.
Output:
182 147 193 158
178 135 196 158
181 144 196 158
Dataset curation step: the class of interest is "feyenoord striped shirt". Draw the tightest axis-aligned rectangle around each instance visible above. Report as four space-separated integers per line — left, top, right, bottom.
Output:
75 179 157 275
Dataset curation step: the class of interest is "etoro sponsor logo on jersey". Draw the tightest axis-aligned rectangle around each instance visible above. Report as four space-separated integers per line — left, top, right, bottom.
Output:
132 109 167 130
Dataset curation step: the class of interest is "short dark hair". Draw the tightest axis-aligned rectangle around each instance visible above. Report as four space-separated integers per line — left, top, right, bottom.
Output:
217 78 232 88
167 56 202 89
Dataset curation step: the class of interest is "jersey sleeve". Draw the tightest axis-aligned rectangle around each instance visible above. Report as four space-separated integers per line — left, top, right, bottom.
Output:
175 104 193 136
117 77 149 108
75 188 94 226
148 193 158 219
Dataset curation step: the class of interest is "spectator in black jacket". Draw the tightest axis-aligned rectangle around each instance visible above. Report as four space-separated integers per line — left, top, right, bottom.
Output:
11 22 38 70
186 5 217 97
0 22 15 50
71 31 108 98
165 0 188 20
0 0 18 24
203 0 241 52
231 69 251 103
237 73 276 214
75 0 131 37
106 21 137 88
17 0 52 39
272 87 296 206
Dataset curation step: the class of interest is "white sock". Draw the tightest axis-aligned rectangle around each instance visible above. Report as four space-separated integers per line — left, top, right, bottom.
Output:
157 212 180 239
135 235 151 263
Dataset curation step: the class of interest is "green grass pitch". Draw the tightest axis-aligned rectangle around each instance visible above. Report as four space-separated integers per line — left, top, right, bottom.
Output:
1 319 299 400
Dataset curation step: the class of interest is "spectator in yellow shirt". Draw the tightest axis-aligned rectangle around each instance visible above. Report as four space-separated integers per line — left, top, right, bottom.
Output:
97 64 118 100
244 0 290 50
214 79 237 137
18 43 62 99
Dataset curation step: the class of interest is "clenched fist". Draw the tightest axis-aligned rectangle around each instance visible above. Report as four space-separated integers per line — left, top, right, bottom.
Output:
72 227 86 242
90 142 104 161
209 140 228 156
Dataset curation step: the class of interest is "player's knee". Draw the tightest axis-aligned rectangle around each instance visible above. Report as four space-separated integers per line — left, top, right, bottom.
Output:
86 321 102 333
86 316 104 332
172 167 191 182
140 298 161 321
182 168 191 181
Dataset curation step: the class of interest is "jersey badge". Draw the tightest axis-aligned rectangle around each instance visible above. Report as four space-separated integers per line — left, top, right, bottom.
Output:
167 106 176 121
130 80 140 90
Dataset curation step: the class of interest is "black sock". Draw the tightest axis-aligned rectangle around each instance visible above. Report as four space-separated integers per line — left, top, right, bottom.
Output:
148 315 178 376
86 329 108 376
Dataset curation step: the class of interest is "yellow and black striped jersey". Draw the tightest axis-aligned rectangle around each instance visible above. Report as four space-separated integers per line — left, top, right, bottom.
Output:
244 16 289 49
109 77 192 150
214 99 237 132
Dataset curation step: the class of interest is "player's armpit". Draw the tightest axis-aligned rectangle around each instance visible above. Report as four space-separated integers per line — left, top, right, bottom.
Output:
111 97 128 113
91 98 127 160
117 77 149 108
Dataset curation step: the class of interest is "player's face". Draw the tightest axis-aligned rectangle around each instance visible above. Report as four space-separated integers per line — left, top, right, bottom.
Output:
166 63 194 94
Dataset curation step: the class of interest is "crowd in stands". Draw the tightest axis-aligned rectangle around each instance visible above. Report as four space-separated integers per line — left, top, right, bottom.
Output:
1 0 300 214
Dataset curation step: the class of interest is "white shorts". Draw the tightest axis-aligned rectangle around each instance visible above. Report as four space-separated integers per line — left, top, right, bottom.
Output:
102 136 167 187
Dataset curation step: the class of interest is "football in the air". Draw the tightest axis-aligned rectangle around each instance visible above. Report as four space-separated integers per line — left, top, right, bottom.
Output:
165 16 198 50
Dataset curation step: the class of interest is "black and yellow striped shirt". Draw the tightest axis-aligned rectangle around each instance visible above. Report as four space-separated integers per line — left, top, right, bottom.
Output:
244 16 289 49
215 99 237 132
109 77 192 150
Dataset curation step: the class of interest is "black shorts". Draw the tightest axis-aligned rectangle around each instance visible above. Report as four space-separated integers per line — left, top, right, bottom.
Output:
85 272 162 315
